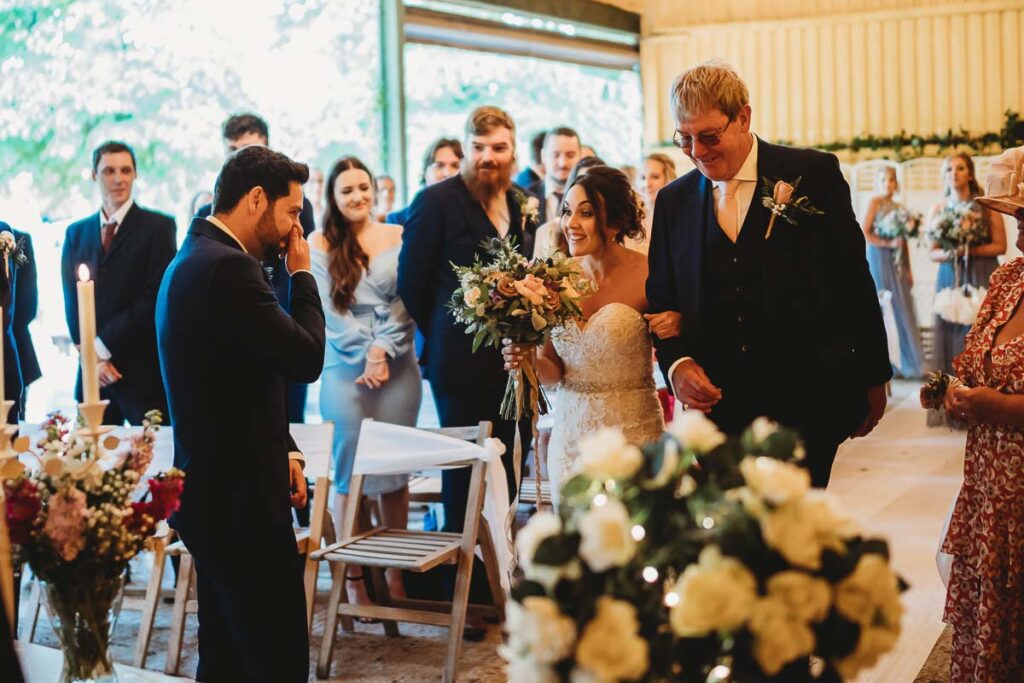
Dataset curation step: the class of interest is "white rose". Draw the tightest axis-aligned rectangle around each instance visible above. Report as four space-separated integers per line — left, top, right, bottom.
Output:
834 554 903 628
760 491 856 570
515 512 583 589
579 427 643 480
765 571 832 623
574 598 649 682
739 456 810 505
669 546 757 637
748 596 816 675
833 624 900 679
749 416 779 443
668 410 726 453
463 286 481 306
577 498 637 572
503 655 560 683
503 597 577 665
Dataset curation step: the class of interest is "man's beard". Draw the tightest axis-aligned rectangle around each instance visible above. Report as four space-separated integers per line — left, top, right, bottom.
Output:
462 160 512 204
255 208 284 262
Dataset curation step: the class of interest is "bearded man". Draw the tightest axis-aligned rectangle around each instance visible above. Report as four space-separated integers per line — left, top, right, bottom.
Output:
398 105 531 532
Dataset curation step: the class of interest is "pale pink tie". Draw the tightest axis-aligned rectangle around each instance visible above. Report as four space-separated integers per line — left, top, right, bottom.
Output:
717 179 740 242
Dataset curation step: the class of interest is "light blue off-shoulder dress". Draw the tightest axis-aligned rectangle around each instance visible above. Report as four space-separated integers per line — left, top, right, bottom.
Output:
312 245 422 495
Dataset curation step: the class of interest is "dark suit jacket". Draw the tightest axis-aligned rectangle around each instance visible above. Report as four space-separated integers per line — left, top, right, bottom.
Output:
397 175 525 393
156 218 325 540
526 178 549 225
386 205 410 226
197 196 314 314
647 140 891 434
12 230 40 387
0 222 21 414
61 203 177 409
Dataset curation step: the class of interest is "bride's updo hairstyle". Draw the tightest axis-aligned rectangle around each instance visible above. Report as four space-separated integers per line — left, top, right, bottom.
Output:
567 165 645 245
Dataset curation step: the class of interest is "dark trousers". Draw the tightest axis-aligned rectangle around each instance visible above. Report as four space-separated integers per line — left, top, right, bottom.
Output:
100 394 169 426
179 524 308 682
430 381 530 533
705 359 867 488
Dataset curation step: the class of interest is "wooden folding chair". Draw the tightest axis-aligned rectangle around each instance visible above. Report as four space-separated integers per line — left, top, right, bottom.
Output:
313 422 507 683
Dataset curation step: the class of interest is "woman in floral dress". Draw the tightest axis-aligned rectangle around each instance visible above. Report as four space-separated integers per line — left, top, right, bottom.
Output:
939 197 1024 680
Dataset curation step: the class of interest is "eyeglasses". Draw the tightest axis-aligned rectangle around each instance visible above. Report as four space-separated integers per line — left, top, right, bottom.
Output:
672 118 735 151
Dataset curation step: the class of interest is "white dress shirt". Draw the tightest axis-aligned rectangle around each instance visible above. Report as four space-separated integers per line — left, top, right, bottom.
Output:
667 134 759 400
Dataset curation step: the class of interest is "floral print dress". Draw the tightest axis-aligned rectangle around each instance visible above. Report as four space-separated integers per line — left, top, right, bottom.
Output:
943 257 1024 682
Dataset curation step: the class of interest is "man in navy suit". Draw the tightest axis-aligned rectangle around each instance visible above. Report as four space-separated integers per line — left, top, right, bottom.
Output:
0 221 22 421
513 130 545 188
197 113 315 423
157 145 324 681
61 141 176 425
398 106 532 533
647 60 891 487
12 229 38 419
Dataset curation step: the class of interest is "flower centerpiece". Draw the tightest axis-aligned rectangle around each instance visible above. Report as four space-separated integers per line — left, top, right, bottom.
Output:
3 410 183 683
504 414 906 682
449 237 595 421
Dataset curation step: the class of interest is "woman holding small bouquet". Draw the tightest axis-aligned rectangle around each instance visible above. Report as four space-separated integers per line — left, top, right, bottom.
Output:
501 167 681 504
927 153 1005 376
310 156 420 603
922 146 1024 682
862 166 924 379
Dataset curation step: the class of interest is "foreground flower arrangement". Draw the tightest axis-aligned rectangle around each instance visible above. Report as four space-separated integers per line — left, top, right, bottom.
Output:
3 410 183 681
504 414 905 682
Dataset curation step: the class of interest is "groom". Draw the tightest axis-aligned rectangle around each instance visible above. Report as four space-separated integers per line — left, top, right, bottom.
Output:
647 60 892 486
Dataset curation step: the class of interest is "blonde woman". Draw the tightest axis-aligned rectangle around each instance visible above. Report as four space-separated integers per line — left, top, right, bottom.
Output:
632 153 677 255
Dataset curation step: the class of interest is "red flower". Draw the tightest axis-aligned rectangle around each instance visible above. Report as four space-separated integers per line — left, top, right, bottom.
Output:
146 472 184 521
4 479 41 545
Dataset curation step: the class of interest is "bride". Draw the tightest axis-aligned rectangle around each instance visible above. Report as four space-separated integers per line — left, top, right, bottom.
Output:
502 166 680 505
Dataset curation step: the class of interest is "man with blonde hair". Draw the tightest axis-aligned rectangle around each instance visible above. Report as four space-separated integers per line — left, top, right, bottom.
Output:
646 59 891 486
398 105 532 537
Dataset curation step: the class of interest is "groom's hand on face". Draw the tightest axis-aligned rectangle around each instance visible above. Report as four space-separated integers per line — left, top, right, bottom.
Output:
672 359 722 413
284 226 311 275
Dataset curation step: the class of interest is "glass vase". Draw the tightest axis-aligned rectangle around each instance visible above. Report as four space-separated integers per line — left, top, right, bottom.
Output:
43 573 123 683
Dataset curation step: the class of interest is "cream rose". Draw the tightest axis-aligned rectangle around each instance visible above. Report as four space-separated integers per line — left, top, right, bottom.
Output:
504 657 560 683
760 491 857 570
749 416 779 443
834 554 903 628
739 456 810 506
578 427 643 481
513 274 548 307
577 498 637 572
765 570 832 623
669 546 757 637
503 597 577 665
560 276 581 299
833 624 900 679
668 410 726 453
574 597 649 682
748 596 816 675
463 286 481 306
515 512 583 589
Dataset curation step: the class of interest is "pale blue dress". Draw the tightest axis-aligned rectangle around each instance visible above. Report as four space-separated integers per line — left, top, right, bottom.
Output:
312 245 422 495
866 199 924 378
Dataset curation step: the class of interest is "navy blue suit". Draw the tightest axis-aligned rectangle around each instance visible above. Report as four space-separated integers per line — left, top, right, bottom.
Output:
197 197 315 422
0 222 22 421
385 205 409 226
397 175 531 531
646 140 892 486
12 229 37 419
156 217 324 682
61 204 176 425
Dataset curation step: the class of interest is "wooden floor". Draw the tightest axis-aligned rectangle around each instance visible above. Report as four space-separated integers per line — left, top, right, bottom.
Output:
827 381 964 682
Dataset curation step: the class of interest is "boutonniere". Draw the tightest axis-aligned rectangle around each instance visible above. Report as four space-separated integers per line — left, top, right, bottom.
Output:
761 176 824 239
0 232 28 277
513 188 540 230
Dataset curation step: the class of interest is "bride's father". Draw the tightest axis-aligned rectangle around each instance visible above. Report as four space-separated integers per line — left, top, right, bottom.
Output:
647 60 891 486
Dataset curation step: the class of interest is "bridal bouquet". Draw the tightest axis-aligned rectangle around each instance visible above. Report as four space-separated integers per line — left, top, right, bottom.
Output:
874 207 921 241
449 237 595 420
503 414 905 682
3 410 184 681
925 202 987 250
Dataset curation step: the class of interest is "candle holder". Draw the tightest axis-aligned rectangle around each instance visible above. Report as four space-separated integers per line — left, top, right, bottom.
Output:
77 401 113 456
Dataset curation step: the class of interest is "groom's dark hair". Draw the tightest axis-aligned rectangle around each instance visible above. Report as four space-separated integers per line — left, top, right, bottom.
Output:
212 145 309 214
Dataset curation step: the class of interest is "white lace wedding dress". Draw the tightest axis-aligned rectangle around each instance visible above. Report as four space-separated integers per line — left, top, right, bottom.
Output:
547 303 665 504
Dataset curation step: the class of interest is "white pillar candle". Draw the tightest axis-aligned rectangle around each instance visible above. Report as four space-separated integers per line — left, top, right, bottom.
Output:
77 265 100 405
